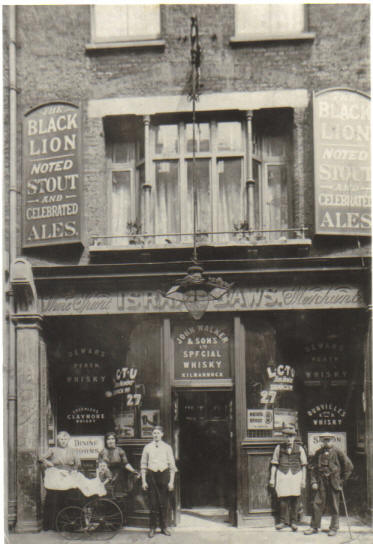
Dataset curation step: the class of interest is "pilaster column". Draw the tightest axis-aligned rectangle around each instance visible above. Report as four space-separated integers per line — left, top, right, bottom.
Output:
14 314 44 533
143 115 152 237
245 111 255 230
365 305 373 526
292 108 306 232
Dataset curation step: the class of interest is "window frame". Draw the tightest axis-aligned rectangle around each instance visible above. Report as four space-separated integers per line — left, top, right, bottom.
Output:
231 4 315 44
88 5 165 51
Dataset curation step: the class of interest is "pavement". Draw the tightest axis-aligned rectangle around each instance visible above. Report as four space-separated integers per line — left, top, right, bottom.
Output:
6 514 373 544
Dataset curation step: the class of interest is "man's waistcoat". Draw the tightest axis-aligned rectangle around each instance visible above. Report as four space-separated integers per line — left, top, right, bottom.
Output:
278 443 302 475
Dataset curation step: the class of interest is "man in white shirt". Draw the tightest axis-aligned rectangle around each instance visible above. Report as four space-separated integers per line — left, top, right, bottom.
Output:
141 426 176 538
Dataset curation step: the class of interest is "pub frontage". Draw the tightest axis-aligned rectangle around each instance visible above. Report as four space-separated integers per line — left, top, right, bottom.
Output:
11 254 370 529
4 3 371 535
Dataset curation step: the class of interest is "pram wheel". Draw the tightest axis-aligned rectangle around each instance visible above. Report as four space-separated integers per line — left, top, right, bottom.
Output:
56 506 84 540
83 498 123 540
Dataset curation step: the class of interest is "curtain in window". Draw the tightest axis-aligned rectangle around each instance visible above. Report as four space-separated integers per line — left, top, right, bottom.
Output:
217 158 242 242
112 172 131 246
186 159 211 242
266 165 288 240
155 161 179 243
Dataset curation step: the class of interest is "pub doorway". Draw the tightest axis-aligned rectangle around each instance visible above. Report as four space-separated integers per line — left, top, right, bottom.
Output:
175 390 235 525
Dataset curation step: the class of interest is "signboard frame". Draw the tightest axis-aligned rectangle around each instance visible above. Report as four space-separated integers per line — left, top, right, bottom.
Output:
22 101 84 248
313 87 371 236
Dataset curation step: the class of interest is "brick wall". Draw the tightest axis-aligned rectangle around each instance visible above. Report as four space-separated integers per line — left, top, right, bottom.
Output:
4 4 370 264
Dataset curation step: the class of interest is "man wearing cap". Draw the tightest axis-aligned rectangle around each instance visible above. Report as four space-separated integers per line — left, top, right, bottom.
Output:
304 432 353 537
141 426 177 538
269 424 307 532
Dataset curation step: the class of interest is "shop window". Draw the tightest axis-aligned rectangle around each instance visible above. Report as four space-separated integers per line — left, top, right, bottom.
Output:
234 4 305 38
47 317 162 441
91 5 161 43
102 111 293 246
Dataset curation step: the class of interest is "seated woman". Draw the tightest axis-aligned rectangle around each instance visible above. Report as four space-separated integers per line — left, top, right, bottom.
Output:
39 430 81 531
98 432 139 497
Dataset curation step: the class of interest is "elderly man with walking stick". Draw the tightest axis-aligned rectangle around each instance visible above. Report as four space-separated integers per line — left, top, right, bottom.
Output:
304 432 353 537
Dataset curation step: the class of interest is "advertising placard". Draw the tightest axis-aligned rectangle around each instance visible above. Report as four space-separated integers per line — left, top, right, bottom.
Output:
313 89 371 235
22 102 82 247
273 408 298 434
70 435 105 460
247 409 273 430
173 324 231 380
141 410 161 437
308 432 347 456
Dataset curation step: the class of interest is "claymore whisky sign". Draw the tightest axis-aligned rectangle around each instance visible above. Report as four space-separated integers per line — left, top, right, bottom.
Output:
22 102 82 247
313 89 371 236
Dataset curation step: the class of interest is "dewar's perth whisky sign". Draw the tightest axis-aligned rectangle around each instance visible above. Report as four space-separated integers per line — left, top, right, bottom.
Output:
22 102 83 247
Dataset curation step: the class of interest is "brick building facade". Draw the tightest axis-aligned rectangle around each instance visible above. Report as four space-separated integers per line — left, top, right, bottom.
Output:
3 4 372 534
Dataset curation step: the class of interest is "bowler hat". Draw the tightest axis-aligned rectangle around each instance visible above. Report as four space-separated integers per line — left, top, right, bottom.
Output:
282 424 297 435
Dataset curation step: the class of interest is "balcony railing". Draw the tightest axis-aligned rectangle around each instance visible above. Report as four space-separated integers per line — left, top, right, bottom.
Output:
90 227 310 249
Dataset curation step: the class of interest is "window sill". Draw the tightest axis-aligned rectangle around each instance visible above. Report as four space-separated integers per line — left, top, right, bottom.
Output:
86 38 166 52
230 32 316 45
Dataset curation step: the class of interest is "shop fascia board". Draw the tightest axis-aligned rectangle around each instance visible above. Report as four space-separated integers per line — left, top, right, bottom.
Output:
30 260 369 284
87 89 309 118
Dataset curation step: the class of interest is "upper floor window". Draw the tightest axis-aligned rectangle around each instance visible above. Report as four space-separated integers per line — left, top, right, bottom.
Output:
234 4 308 41
103 110 294 248
92 5 161 43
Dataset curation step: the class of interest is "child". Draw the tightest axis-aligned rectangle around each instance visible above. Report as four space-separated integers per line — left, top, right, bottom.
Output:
94 460 112 496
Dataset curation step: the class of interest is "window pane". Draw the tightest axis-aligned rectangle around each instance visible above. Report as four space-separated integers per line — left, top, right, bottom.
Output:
155 161 179 241
266 165 288 236
155 125 179 154
236 5 304 36
94 5 160 41
187 159 211 236
217 122 242 151
217 158 242 241
186 123 210 152
112 172 131 245
127 5 160 37
111 142 134 163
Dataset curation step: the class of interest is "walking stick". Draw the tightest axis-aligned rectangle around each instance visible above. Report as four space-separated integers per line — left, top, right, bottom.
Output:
340 486 356 542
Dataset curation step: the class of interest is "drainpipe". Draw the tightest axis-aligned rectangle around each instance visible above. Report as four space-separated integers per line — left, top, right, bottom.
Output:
7 4 18 530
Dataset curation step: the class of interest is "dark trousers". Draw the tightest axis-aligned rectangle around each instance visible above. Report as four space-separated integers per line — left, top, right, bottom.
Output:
43 490 69 531
311 476 340 530
146 470 170 530
279 496 299 525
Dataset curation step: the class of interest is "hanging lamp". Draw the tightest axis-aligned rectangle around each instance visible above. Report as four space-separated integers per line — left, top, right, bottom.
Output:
162 16 232 320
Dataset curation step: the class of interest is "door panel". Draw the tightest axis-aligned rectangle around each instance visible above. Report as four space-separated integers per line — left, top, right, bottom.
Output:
177 390 233 510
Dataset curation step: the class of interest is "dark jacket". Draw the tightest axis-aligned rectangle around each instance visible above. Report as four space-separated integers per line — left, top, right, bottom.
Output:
309 446 353 491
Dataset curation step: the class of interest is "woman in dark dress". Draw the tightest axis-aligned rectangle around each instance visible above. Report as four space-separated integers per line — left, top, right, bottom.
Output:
98 432 139 497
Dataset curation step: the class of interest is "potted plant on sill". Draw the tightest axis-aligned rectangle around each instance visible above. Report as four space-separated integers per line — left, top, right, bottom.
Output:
127 221 144 247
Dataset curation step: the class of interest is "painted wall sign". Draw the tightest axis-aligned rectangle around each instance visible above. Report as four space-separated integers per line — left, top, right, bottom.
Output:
308 432 347 456
307 402 346 426
22 102 82 247
40 285 365 316
55 346 108 434
70 436 105 460
173 325 231 380
247 409 273 430
313 89 371 235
